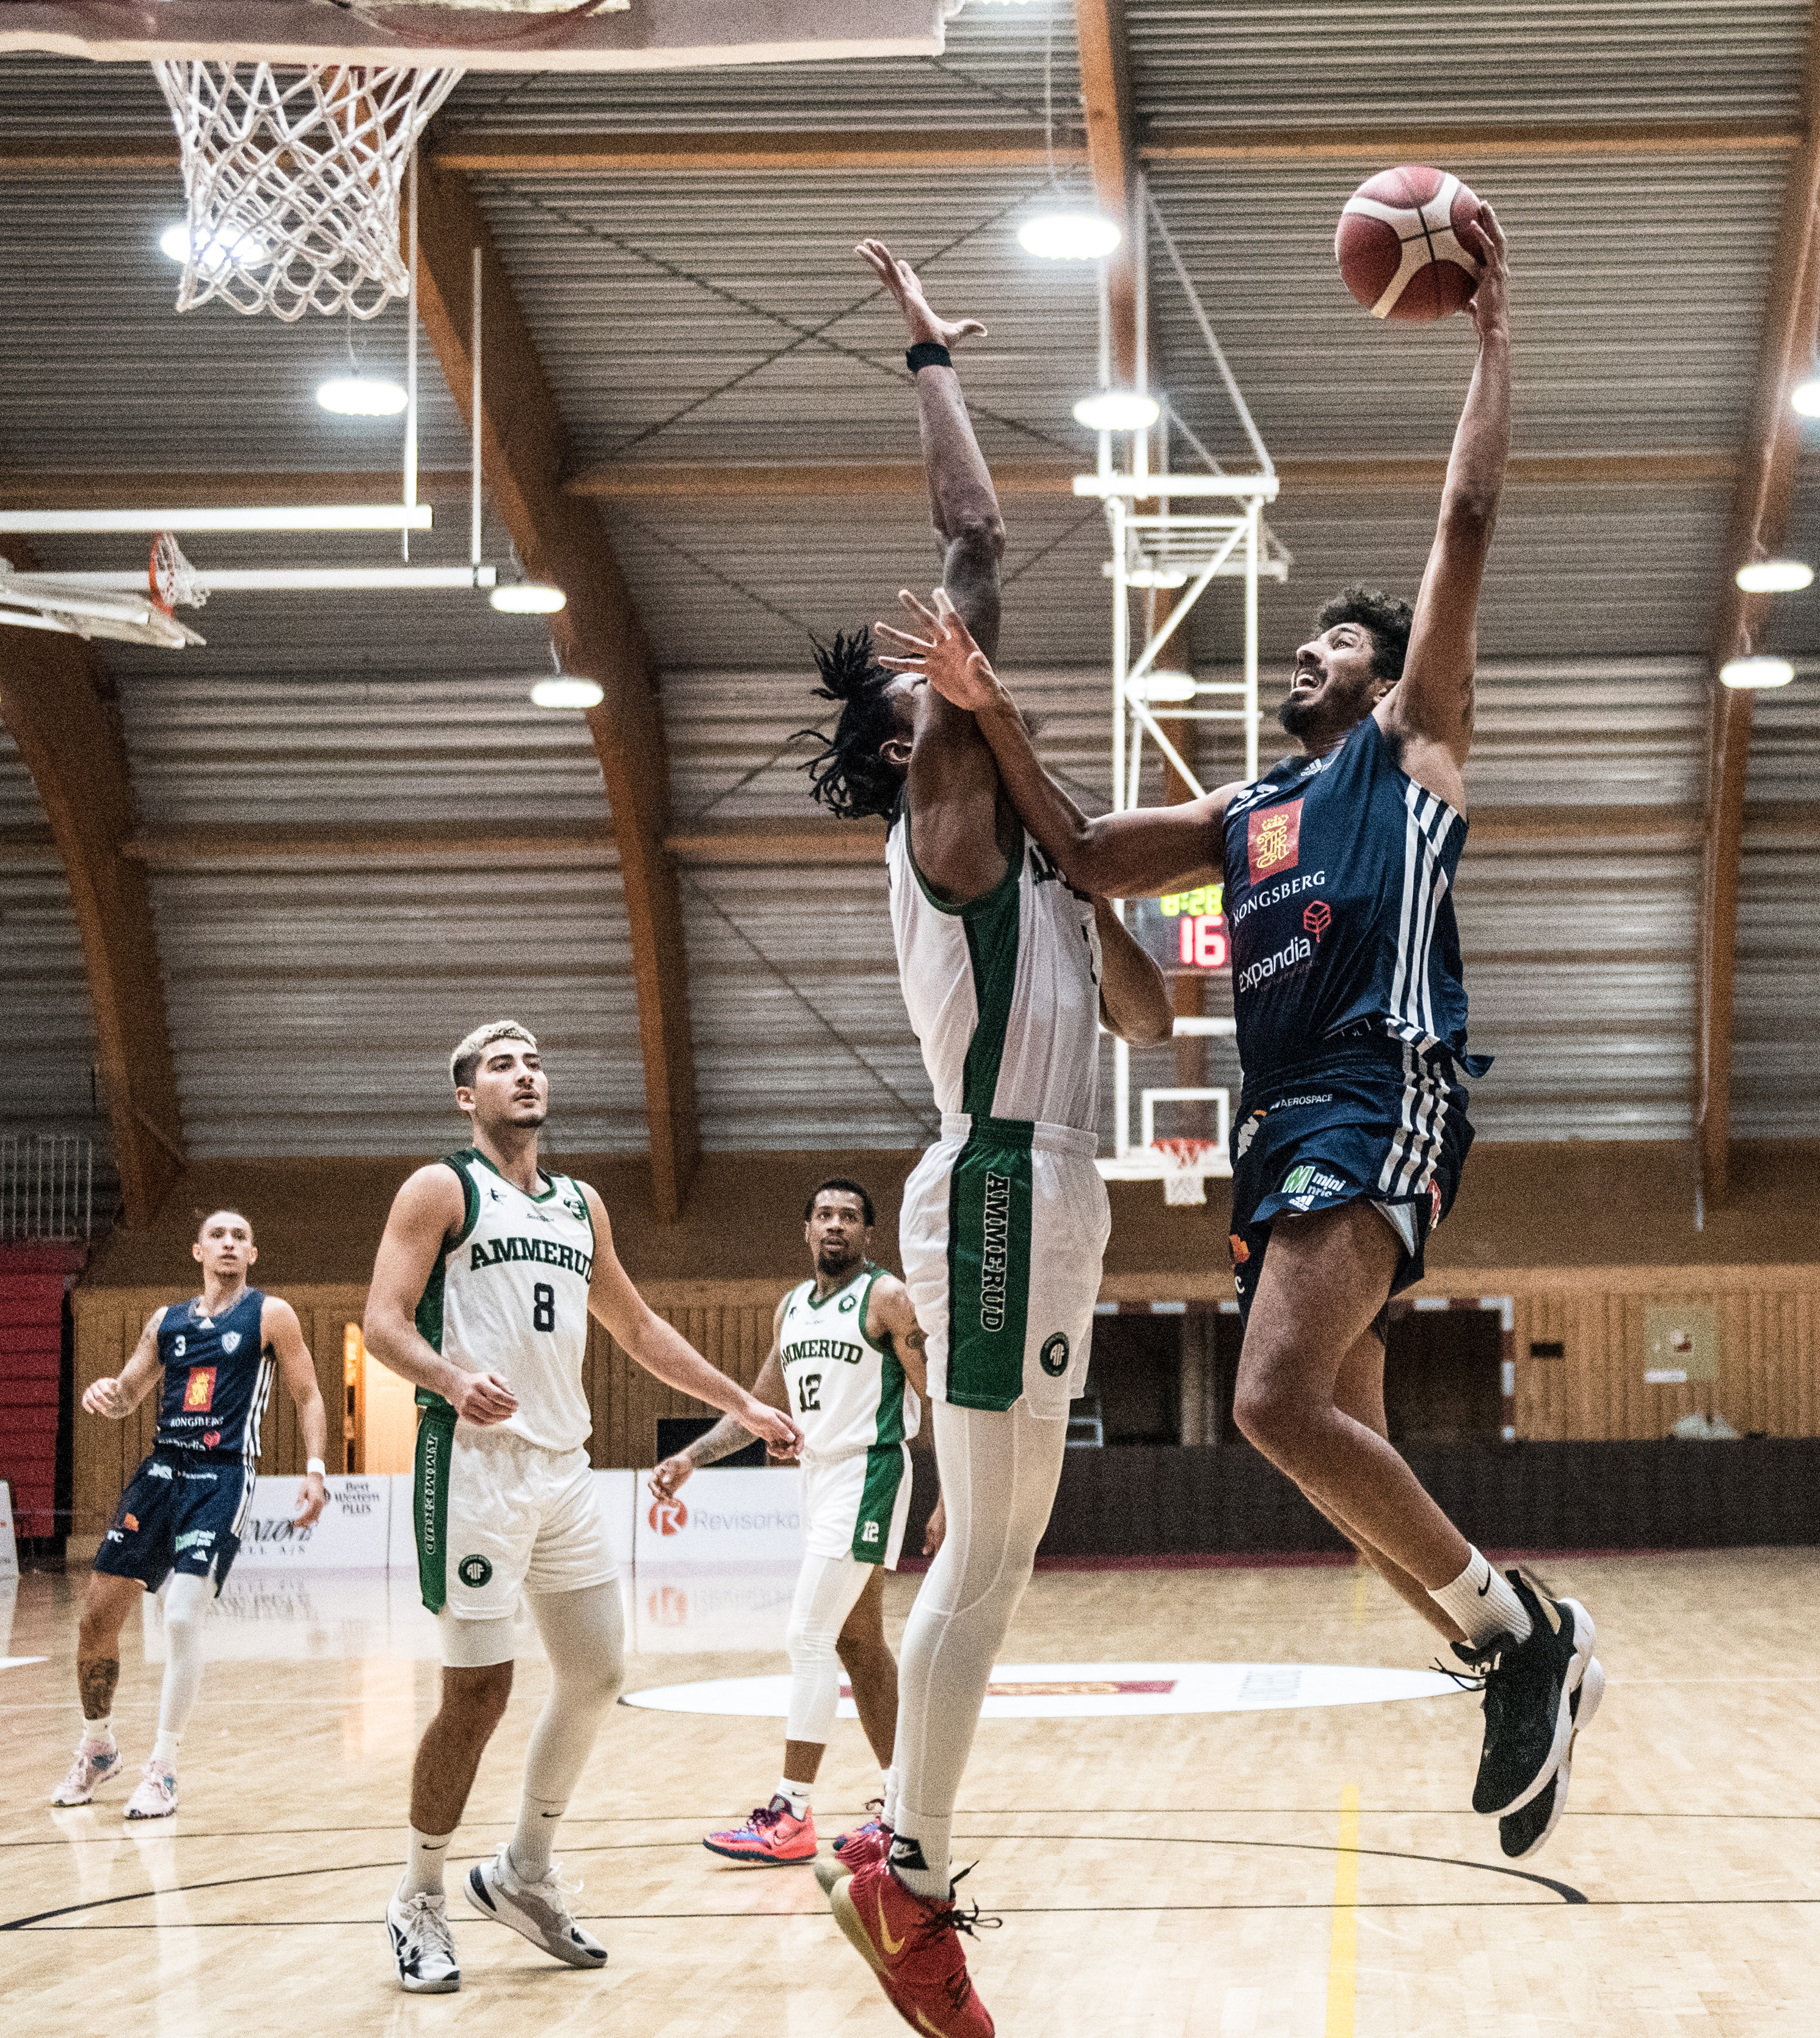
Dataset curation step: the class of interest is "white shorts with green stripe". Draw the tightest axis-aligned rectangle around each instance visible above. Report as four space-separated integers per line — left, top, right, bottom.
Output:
901 1112 1110 1419
801 1443 913 1568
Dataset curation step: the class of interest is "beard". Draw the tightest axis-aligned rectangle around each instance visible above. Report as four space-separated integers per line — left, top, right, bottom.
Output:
1278 688 1320 738
815 1240 860 1276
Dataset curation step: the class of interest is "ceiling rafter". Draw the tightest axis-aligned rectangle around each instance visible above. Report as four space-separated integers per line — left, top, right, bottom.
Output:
411 157 699 1221
0 548 184 1226
1073 0 1140 385
1696 9 1820 1209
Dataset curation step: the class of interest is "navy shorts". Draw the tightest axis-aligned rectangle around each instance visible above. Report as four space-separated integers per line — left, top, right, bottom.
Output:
93 1447 252 1595
1228 1040 1474 1332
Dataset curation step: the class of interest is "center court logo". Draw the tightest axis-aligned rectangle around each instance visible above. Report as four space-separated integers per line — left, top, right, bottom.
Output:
649 1497 689 1536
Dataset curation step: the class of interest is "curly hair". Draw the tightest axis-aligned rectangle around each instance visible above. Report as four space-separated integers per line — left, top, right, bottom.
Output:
795 629 905 821
1315 585 1413 685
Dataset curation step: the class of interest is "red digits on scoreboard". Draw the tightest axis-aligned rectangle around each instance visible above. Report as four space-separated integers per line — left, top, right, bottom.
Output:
1178 914 1228 970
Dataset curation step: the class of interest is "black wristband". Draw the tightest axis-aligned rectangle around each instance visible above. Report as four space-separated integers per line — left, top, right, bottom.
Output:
906 341 952 373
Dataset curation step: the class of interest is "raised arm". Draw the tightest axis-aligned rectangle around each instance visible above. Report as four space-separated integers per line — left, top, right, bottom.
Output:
1379 201 1509 779
857 237 1011 904
81 1308 166 1420
878 589 1239 897
583 1185 803 1458
263 1296 329 1528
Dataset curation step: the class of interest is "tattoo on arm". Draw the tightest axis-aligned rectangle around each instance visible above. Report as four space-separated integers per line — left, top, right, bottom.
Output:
686 1414 757 1468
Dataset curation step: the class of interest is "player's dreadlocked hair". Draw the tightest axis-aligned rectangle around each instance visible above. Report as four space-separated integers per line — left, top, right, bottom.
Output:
1315 584 1413 685
795 628 905 821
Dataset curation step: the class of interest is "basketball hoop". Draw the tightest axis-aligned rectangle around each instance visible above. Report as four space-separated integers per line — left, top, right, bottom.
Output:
1153 1138 1220 1207
148 533 205 616
152 61 464 320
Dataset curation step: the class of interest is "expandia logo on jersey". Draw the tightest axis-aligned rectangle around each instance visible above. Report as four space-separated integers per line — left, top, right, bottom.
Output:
183 1366 217 1411
1247 799 1302 881
649 1497 689 1537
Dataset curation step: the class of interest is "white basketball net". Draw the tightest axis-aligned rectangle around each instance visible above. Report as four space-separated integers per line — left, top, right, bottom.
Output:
1154 1139 1218 1207
152 61 465 320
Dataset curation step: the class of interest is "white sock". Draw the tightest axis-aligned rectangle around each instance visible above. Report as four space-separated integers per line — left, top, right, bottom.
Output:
401 1827 453 1901
509 1793 566 1882
151 1730 181 1771
777 1777 812 1820
1429 1547 1532 1650
881 1766 898 1829
82 1715 115 1749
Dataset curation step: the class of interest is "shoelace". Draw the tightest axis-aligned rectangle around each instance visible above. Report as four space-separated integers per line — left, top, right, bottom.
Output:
745 1803 784 1832
919 1865 1002 1946
401 1893 457 1957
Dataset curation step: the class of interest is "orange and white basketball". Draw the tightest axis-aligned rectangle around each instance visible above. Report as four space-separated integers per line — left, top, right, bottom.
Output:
1334 166 1485 322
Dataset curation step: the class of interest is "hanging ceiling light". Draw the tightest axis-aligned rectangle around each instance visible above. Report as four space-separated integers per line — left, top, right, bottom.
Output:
1719 655 1795 689
1074 391 1160 432
1018 212 1122 261
1793 375 1820 417
531 674 603 708
316 376 407 417
491 582 567 614
1735 558 1814 593
1124 565 1188 589
159 220 265 273
1132 669 1198 704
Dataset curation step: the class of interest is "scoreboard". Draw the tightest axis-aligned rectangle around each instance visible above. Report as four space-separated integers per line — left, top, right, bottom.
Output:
1128 882 1229 977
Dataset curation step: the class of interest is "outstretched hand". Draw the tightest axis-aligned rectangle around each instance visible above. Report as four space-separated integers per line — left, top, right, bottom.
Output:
876 587 1003 714
1462 199 1509 342
856 238 986 351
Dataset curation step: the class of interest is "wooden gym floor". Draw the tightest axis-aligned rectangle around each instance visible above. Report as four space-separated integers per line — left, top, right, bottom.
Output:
5 1548 1818 2037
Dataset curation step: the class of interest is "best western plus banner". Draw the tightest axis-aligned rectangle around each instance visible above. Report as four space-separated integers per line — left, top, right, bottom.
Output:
234 1473 391 1568
635 1466 804 1567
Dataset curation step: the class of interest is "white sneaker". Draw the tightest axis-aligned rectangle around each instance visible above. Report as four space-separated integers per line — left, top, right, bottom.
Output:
51 1738 124 1807
387 1888 462 1993
123 1763 178 1820
464 1843 606 1968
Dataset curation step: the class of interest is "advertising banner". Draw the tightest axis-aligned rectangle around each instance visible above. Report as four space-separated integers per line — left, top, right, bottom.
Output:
233 1472 391 1570
633 1465 804 1568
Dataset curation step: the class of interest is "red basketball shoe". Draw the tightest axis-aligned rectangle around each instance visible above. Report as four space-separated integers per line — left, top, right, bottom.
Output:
828 1857 997 2038
815 1810 889 1893
702 1797 817 1865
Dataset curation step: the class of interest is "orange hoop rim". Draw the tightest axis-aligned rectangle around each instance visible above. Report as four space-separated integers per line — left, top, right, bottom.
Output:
1152 1137 1220 1168
148 531 178 616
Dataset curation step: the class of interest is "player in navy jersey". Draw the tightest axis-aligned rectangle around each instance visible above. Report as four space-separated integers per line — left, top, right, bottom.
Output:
881 203 1602 1859
48 1209 328 1820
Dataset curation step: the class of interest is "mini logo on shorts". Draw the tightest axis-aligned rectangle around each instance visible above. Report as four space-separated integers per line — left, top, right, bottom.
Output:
1429 1181 1443 1229
457 1554 493 1588
1229 1235 1250 1266
1236 1110 1264 1159
1282 1164 1317 1195
649 1498 688 1537
861 1520 881 1542
123 1512 139 1532
1039 1332 1070 1377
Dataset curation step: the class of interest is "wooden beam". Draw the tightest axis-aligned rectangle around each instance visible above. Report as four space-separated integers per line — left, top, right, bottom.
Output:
412 158 700 1221
1074 0 1140 385
1697 10 1820 1209
1142 119 1804 165
0 553 184 1226
431 131 1085 175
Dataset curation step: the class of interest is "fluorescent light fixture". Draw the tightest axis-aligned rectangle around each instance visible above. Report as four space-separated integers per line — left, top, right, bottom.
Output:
1018 211 1122 261
490 583 567 614
1134 669 1198 704
0 507 432 534
531 676 604 709
1719 655 1794 689
1126 566 1189 589
1794 377 1820 417
316 375 407 418
1736 558 1814 593
160 220 265 271
1074 391 1161 432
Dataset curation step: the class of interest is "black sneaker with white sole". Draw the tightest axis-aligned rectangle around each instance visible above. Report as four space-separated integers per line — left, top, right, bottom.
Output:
1457 1571 1596 1818
1498 1656 1604 1860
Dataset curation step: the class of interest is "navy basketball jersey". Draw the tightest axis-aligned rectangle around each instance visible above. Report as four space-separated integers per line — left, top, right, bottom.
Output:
1221 716 1489 1081
152 1289 275 1461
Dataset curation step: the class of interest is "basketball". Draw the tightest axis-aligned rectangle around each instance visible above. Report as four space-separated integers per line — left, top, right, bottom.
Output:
1334 165 1485 321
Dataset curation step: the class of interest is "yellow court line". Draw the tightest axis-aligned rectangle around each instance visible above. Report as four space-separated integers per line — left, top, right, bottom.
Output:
1325 1784 1360 2038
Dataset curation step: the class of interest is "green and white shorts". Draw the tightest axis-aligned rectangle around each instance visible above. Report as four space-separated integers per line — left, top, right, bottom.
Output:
413 1412 617 1631
900 1112 1110 1419
802 1443 913 1568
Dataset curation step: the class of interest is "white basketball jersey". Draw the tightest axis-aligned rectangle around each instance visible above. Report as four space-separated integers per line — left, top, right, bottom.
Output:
417 1149 595 1453
778 1264 920 1462
886 810 1104 1135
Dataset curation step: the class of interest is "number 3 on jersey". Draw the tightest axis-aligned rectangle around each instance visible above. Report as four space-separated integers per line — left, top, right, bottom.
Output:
532 1281 556 1333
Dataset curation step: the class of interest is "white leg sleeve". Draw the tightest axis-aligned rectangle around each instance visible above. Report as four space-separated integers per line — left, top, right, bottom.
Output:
889 1399 1066 1896
784 1552 874 1748
157 1572 213 1745
513 1582 627 1877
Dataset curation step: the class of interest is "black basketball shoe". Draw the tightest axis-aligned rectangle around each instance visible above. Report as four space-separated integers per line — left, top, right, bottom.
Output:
1458 1571 1596 1818
1498 1654 1604 1860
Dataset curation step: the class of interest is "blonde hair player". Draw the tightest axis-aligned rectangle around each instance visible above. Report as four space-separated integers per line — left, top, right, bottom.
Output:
364 1021 802 1995
50 1209 328 1821
795 242 1175 2037
650 1176 945 1866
